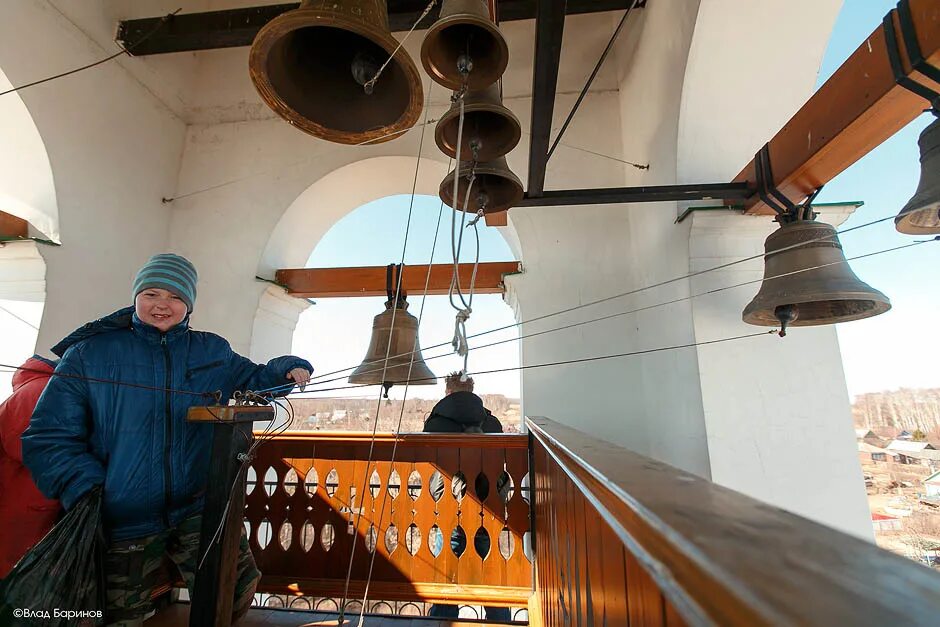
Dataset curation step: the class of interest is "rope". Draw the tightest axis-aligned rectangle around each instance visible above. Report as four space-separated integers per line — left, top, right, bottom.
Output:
355 174 451 626
362 0 438 94
269 234 939 395
0 304 39 330
0 9 181 97
338 77 435 625
0 362 214 398
280 330 782 398
257 211 908 395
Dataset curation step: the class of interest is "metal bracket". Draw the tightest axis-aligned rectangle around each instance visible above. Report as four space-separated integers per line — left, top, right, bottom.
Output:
753 144 823 223
884 0 940 114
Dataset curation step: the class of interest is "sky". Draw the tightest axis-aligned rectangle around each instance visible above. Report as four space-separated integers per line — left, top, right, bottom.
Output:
0 1 937 402
815 1 940 397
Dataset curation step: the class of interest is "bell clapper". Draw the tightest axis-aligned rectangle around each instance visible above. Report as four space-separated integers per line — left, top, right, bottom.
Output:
457 53 474 79
774 304 799 337
352 51 381 95
469 137 483 162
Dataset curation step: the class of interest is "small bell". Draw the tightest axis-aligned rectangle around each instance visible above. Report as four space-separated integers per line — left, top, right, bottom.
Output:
420 0 509 90
895 117 940 235
349 296 437 387
743 220 891 328
439 156 523 214
435 84 521 162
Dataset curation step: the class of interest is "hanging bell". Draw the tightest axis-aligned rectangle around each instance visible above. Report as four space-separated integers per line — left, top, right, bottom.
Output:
349 297 436 386
420 0 509 91
743 220 891 333
435 84 521 162
439 156 523 214
249 0 424 145
895 117 940 235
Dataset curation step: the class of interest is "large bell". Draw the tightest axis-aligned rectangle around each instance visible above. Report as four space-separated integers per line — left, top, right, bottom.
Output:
249 0 424 145
349 298 436 386
895 117 940 235
436 84 521 162
421 0 509 91
743 220 891 332
439 156 523 214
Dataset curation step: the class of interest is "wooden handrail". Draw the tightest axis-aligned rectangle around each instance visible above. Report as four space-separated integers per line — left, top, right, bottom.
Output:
527 416 940 626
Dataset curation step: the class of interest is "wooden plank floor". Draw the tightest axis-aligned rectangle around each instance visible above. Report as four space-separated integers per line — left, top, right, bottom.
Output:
144 603 523 626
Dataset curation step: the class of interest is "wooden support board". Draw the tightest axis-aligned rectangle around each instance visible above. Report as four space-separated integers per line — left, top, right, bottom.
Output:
191 421 254 627
0 211 28 238
735 0 940 215
275 262 521 298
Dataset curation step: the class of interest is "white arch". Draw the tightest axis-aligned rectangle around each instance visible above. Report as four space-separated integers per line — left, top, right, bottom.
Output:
0 67 59 242
252 155 522 361
259 156 451 277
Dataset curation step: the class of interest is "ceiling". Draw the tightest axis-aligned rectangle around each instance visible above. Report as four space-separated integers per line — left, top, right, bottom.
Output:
43 0 630 126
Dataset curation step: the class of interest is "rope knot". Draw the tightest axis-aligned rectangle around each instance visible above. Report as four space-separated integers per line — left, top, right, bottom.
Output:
452 309 471 358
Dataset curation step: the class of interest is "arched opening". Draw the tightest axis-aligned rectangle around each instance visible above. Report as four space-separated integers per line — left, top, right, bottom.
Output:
0 67 55 393
0 67 58 242
289 192 521 433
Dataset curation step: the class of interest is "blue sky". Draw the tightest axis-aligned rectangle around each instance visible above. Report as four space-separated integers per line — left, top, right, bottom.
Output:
815 0 940 396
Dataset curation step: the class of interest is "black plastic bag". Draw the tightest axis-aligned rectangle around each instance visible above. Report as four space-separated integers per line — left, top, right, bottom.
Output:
0 488 106 626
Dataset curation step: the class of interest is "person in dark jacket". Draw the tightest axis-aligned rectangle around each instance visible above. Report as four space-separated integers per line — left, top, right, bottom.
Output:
23 253 312 625
0 355 60 579
423 372 510 622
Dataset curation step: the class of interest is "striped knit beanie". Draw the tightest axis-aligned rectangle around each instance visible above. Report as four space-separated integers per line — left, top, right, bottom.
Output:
132 253 198 312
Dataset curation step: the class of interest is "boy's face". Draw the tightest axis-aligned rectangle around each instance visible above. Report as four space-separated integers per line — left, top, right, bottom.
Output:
135 288 188 332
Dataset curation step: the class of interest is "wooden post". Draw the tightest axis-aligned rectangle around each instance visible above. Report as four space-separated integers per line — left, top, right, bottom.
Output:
188 406 273 627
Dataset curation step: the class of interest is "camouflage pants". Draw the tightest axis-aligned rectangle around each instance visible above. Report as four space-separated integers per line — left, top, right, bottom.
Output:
104 515 259 626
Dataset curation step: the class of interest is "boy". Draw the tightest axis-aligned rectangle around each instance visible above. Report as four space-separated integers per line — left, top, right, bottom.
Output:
23 253 312 625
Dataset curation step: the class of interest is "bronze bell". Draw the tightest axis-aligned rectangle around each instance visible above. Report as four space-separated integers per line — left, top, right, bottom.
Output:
743 220 891 334
349 297 436 386
439 156 523 214
421 0 509 91
895 117 940 235
435 84 521 162
249 0 424 145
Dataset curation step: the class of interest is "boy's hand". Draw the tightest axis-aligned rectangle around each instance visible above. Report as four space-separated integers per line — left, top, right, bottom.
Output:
286 368 311 391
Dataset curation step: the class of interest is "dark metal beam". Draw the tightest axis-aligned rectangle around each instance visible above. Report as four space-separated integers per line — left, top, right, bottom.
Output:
117 0 631 57
526 0 568 198
514 182 753 207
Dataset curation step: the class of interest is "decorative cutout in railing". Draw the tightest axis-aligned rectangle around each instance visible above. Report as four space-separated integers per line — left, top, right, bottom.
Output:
243 432 532 608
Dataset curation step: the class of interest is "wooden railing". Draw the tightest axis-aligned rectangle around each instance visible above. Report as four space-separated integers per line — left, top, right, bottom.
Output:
527 416 940 626
243 432 532 608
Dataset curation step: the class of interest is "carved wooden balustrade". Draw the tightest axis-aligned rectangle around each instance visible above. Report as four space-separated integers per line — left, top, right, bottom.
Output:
242 432 532 609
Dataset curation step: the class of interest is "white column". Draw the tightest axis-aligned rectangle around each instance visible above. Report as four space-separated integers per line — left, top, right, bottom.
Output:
249 286 311 363
687 207 873 539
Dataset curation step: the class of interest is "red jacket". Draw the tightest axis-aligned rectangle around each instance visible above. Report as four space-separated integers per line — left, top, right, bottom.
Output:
0 356 61 577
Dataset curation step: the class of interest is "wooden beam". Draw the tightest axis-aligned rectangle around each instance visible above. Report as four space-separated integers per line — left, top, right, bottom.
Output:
275 261 521 298
0 211 28 239
735 0 940 215
485 210 509 226
527 0 568 197
118 1 630 56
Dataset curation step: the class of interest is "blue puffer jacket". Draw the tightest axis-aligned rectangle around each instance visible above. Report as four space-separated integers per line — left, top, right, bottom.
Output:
23 306 312 541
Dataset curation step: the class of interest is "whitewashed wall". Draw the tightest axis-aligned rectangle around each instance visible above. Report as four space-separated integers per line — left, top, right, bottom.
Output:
0 1 185 353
